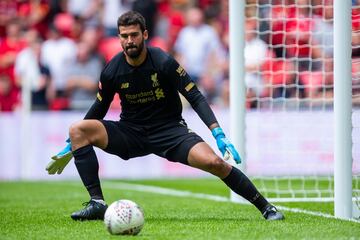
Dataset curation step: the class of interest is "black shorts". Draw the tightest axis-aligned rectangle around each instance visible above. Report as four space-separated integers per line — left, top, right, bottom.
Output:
100 119 204 165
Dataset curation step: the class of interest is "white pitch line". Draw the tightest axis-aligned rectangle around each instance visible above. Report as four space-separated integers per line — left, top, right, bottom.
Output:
103 182 230 202
100 182 360 224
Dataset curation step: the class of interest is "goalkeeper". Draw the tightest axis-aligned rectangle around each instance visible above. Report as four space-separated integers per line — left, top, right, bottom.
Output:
47 11 284 222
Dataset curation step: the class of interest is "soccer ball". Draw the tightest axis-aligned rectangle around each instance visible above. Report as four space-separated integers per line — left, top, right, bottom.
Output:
104 199 144 235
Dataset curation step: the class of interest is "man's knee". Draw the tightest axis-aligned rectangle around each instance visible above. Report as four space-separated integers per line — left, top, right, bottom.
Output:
204 154 231 177
69 121 86 140
69 121 93 150
188 143 232 178
69 120 108 150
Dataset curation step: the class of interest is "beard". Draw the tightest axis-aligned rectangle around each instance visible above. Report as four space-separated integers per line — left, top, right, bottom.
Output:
125 41 144 59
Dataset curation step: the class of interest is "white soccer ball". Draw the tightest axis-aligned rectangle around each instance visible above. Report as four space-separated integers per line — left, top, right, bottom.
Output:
104 199 145 235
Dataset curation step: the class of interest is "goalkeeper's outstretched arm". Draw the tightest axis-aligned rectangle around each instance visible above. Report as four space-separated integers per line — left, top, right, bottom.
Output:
46 70 115 175
166 58 241 164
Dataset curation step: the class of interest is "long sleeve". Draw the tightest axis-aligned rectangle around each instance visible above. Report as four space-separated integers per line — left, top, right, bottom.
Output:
84 70 115 120
165 57 218 128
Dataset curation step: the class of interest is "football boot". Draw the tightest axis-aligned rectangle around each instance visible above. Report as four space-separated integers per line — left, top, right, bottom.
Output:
262 205 285 221
71 199 108 221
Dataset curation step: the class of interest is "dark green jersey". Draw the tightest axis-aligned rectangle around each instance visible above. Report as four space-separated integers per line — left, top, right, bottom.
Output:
85 47 217 127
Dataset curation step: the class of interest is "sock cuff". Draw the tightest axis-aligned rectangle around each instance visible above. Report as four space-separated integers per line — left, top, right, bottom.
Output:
92 199 106 205
73 145 93 158
222 166 238 181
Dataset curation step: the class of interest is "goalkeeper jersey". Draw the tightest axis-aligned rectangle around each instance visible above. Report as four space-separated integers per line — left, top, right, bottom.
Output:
84 47 217 127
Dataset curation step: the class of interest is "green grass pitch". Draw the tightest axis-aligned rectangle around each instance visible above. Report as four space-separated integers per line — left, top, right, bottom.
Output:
0 178 359 240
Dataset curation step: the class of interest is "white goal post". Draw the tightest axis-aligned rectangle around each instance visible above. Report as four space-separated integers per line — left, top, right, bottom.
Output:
228 0 358 220
333 0 352 220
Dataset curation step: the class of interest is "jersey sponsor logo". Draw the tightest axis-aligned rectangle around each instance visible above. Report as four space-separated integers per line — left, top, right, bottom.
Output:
155 88 165 100
121 83 129 89
125 91 156 104
185 82 195 92
176 65 186 77
124 88 165 104
97 92 103 101
151 73 160 87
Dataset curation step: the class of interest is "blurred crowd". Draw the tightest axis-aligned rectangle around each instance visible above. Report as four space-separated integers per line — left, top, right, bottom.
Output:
0 0 359 112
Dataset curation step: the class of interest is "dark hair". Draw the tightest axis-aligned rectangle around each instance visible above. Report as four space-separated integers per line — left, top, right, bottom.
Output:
117 11 146 33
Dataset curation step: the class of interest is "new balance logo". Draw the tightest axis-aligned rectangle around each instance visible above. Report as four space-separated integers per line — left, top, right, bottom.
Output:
121 83 129 89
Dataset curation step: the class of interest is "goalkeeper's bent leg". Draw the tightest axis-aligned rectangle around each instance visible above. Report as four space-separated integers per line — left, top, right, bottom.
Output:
73 145 104 200
222 166 269 213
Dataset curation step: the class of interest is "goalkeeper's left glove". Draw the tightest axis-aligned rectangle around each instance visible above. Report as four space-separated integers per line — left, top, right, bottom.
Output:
46 138 73 175
211 127 241 164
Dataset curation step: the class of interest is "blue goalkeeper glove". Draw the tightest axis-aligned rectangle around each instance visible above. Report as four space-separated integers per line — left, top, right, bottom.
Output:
46 138 73 175
211 127 241 164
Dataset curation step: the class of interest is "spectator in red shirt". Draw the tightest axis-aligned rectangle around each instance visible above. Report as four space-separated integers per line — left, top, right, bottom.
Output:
0 73 18 111
0 18 27 110
264 0 296 57
155 0 186 52
352 0 360 57
284 0 323 71
17 0 51 39
0 0 20 38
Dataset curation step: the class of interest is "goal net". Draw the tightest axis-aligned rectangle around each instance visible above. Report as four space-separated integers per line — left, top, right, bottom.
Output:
240 0 360 208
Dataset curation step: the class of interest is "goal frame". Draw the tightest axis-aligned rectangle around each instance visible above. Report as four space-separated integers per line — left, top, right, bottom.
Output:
228 0 354 220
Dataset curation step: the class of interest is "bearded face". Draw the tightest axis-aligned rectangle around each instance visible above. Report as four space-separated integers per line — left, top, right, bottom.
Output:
119 24 148 59
124 39 145 59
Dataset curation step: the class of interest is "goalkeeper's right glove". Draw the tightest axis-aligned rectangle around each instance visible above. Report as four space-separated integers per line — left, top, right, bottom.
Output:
46 138 73 175
211 127 241 164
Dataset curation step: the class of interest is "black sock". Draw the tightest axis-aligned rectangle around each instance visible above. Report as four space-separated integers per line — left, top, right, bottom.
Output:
73 145 104 200
222 166 269 213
